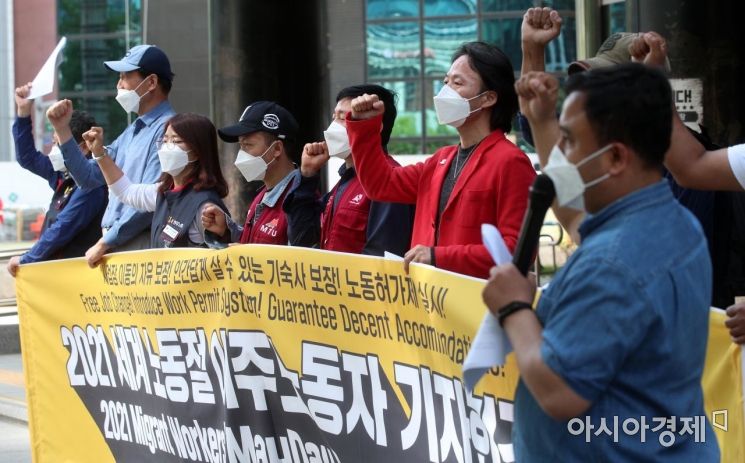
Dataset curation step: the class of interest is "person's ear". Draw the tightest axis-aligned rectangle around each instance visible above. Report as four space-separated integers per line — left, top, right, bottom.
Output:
147 74 159 93
480 90 498 109
607 142 631 175
273 139 284 159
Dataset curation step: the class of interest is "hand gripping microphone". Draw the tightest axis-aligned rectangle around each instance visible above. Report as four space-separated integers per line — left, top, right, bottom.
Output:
512 174 557 275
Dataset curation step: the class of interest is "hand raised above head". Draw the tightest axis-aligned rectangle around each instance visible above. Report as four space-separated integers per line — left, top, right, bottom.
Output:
350 93 385 121
14 82 34 117
521 7 563 48
629 31 668 70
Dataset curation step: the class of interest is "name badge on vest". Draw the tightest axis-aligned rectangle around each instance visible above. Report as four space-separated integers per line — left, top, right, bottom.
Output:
160 216 185 247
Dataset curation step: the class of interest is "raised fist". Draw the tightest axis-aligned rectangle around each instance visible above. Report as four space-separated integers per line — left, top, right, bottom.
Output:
83 127 105 156
521 7 563 48
350 93 385 121
46 99 74 131
300 142 330 177
514 71 559 125
14 82 34 117
629 31 668 70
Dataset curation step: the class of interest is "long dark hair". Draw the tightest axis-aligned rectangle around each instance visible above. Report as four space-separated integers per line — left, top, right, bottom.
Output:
157 113 228 197
452 41 518 133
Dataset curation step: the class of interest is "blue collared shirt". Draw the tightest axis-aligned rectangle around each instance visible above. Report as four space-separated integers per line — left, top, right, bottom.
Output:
513 180 719 462
12 116 107 263
61 101 174 248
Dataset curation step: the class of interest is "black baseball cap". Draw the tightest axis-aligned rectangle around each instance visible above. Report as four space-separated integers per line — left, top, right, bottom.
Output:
218 101 299 143
104 44 175 82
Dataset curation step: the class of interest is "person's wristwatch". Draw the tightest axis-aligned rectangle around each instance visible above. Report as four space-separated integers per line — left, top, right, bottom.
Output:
92 147 108 161
497 300 533 327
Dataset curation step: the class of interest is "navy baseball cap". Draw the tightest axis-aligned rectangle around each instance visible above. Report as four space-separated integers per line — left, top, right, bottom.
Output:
218 101 299 143
104 44 174 82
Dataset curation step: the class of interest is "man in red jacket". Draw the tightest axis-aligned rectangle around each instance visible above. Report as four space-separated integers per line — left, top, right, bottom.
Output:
346 41 536 278
283 84 414 257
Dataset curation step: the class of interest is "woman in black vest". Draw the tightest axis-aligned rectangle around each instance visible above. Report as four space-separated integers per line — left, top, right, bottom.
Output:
86 113 229 248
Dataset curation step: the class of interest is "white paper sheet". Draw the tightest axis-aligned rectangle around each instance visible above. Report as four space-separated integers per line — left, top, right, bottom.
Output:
462 224 514 391
27 37 67 100
383 251 404 262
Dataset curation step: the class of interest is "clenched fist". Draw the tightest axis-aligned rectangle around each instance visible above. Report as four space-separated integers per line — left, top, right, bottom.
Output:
521 7 563 49
14 82 34 117
514 71 559 125
83 127 106 156
300 142 330 177
629 31 668 70
46 99 74 131
201 204 228 237
350 93 385 121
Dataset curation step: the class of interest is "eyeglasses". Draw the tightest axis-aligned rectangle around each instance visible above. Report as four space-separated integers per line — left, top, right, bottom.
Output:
156 137 187 150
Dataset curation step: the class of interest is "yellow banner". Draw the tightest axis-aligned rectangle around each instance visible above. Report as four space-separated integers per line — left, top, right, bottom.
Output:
17 245 519 462
703 308 745 462
15 245 744 462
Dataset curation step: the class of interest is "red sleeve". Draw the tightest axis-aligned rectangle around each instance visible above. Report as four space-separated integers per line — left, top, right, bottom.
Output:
433 149 536 279
433 243 495 279
346 113 423 205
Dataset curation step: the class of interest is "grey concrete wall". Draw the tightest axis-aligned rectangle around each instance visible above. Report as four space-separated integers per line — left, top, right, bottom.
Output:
146 0 212 117
325 0 365 109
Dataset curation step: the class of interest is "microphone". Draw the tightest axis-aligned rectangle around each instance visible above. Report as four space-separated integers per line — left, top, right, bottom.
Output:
512 174 556 275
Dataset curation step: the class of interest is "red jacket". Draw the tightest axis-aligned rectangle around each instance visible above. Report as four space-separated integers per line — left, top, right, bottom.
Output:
321 175 370 253
240 186 290 244
347 114 536 278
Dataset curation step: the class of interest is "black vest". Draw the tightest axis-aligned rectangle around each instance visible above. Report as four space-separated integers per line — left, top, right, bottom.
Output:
150 185 227 248
42 175 107 259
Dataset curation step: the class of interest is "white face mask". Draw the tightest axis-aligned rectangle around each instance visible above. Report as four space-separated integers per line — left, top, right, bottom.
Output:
433 84 486 128
323 120 351 159
542 143 613 211
158 143 194 177
234 141 277 182
115 76 152 113
48 145 66 172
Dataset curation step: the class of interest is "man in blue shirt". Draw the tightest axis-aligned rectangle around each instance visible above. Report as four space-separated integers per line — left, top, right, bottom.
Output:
483 64 719 461
6 84 107 277
46 44 175 267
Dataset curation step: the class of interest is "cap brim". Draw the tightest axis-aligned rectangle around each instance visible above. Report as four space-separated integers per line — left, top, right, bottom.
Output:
582 56 621 70
567 60 590 75
218 123 258 143
104 60 140 73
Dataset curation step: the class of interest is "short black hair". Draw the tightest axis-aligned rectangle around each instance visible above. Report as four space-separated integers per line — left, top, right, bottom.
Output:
257 131 300 165
452 41 518 133
336 84 397 152
566 63 673 168
70 110 96 143
136 70 172 95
